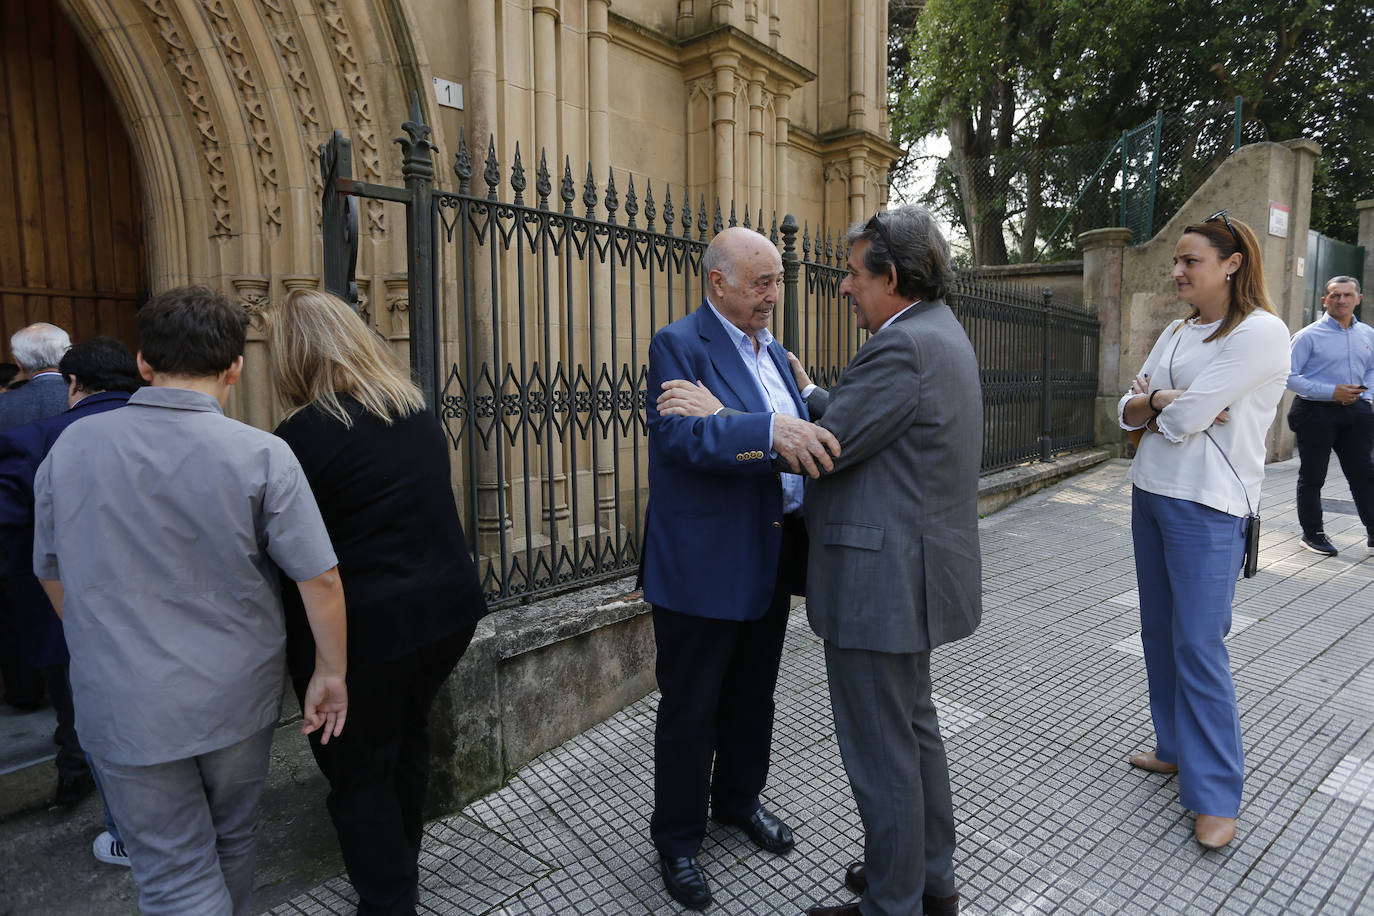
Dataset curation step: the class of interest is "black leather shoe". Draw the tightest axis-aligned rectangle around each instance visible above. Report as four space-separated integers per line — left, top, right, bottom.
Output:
719 806 794 854
805 904 860 916
660 856 711 910
840 863 959 915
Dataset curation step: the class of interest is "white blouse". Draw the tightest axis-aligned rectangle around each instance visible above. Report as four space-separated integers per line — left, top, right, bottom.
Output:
1118 309 1291 517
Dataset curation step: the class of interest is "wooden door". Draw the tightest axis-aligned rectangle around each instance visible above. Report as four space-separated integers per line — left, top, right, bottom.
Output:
0 0 145 361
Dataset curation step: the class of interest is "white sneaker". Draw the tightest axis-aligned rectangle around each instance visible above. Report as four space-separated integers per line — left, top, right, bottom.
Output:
92 830 131 867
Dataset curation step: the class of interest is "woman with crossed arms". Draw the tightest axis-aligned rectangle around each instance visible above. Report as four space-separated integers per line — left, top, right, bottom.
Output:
1118 210 1289 849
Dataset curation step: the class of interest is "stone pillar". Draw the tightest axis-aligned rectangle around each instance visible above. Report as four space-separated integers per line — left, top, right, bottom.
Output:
588 0 611 170
711 54 739 211
532 2 559 155
532 0 570 539
1358 200 1374 304
848 149 867 224
847 0 865 132
589 0 616 533
773 91 790 217
746 70 764 220
1078 228 1132 454
466 0 510 553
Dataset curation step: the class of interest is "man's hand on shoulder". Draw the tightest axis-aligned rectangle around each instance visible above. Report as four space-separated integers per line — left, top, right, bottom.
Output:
773 414 840 478
786 351 813 392
657 379 723 417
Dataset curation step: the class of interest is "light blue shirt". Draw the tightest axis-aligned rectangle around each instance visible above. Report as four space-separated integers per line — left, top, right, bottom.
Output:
1287 313 1374 402
707 301 804 514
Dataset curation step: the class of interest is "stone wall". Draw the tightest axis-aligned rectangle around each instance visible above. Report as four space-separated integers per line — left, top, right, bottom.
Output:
969 261 1085 305
1082 140 1321 459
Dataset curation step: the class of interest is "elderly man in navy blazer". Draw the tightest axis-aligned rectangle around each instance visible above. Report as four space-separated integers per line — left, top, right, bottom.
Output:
0 323 72 433
642 226 840 910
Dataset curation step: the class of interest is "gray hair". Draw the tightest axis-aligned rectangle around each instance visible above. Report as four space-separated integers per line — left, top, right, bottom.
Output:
10 323 71 372
1324 275 1362 295
845 204 954 302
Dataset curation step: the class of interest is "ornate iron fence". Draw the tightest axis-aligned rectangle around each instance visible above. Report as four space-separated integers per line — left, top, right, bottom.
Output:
321 97 1099 607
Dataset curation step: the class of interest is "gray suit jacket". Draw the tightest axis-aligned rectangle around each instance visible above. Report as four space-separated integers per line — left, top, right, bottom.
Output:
805 299 983 653
0 374 69 434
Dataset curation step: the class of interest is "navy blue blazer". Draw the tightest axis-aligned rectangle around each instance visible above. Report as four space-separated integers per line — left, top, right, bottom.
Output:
0 390 132 666
642 303 808 621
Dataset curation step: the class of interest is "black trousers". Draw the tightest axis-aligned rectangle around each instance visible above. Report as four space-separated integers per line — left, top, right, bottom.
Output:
1288 398 1374 537
41 663 88 782
293 625 476 916
649 514 804 859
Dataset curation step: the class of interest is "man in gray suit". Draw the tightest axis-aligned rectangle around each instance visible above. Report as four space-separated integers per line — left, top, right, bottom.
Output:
659 205 982 916
0 323 72 432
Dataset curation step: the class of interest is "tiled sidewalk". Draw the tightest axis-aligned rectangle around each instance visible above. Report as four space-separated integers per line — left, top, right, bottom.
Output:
270 457 1374 915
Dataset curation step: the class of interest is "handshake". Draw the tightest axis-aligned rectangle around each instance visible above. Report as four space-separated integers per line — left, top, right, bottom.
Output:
656 374 841 478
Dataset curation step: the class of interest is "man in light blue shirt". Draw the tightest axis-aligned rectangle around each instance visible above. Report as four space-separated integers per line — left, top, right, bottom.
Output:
1286 276 1374 556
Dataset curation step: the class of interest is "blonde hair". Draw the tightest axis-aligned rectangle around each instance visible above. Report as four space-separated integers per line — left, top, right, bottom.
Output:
266 288 425 427
1175 215 1276 343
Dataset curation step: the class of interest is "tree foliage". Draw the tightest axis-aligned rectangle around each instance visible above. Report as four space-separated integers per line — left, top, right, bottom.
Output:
888 0 1373 262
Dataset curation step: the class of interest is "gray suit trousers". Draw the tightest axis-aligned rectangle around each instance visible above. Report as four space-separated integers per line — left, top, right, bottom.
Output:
824 643 956 916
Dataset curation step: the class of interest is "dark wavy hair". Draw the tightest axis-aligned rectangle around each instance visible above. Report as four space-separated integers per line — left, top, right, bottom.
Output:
845 204 955 302
59 337 142 394
137 286 248 377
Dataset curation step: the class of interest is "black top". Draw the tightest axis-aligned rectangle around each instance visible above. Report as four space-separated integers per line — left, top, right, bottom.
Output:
275 396 488 677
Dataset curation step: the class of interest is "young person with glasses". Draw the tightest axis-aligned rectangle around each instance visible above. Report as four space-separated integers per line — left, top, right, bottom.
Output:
1116 210 1291 849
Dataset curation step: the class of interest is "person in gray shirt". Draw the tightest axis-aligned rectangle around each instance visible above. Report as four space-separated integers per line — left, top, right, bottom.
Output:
32 286 349 916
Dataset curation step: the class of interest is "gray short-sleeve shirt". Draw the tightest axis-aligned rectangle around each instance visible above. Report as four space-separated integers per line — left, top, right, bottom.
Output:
33 387 338 766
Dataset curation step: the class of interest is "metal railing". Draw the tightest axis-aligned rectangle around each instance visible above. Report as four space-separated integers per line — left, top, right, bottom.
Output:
321 97 1099 607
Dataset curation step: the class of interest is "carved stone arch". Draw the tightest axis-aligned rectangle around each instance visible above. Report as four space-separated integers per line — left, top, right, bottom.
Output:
52 0 422 427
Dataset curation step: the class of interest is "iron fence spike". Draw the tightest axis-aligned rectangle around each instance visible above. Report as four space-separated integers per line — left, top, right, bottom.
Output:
561 156 576 214
510 142 526 205
535 149 551 209
625 174 638 227
583 162 598 215
483 135 500 200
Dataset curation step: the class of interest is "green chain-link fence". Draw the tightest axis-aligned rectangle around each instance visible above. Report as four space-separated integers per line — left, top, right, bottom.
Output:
922 102 1270 265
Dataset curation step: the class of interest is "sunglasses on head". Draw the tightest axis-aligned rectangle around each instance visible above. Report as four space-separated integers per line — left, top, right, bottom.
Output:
1204 209 1241 247
867 211 893 254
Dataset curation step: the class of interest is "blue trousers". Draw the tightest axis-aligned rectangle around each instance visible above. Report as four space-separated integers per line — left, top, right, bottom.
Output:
1131 487 1246 818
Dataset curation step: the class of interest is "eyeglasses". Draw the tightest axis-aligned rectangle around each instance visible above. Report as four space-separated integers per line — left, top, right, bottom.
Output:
1205 209 1241 247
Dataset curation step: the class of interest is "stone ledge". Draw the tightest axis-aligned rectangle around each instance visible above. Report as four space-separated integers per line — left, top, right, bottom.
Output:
1 448 1111 826
977 448 1114 516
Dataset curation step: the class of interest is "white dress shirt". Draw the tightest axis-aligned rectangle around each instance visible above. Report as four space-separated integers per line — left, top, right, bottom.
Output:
707 301 804 514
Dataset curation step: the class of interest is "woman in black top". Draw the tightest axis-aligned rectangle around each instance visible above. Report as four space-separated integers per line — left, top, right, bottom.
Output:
266 288 488 915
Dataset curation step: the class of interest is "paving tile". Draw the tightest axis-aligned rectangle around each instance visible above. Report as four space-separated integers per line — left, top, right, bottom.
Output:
272 458 1374 916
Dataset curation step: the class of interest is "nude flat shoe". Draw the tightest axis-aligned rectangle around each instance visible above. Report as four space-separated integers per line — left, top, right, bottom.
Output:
1128 750 1179 774
1195 814 1236 849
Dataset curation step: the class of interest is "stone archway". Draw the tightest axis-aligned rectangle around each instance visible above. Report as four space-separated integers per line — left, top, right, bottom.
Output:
50 0 438 426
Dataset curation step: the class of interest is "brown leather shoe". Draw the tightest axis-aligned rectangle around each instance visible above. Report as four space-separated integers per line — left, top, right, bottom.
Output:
1128 750 1179 774
805 905 860 916
1195 815 1236 849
